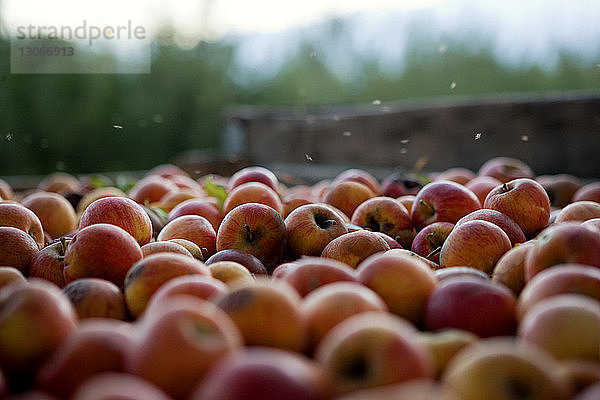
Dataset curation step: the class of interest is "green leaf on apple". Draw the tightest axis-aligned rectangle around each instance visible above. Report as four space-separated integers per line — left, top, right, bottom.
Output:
203 176 228 211
87 174 111 189
115 175 137 193
149 206 169 224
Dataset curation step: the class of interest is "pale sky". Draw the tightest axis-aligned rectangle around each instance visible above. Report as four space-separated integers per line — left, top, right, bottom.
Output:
1 0 446 43
2 0 598 72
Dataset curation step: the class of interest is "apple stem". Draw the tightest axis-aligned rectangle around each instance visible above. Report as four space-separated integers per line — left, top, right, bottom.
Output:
502 183 509 192
243 224 254 242
58 236 68 261
426 246 442 260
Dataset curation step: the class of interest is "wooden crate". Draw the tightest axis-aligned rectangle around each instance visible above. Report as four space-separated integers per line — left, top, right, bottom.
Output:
222 91 600 182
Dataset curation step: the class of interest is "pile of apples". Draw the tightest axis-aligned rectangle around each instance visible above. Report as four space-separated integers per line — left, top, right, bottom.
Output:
1 156 600 400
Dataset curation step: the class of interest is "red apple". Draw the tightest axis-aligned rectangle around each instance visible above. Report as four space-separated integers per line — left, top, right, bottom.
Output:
439 220 512 274
333 378 461 400
517 264 600 320
0 280 77 382
381 172 423 197
271 261 298 280
128 175 178 204
537 174 584 208
36 319 135 398
410 222 454 264
145 274 228 314
518 294 600 361
227 166 279 192
356 250 438 326
0 266 27 290
556 358 600 398
28 237 70 288
70 372 172 400
434 167 476 185
425 277 517 337
168 198 222 231
484 178 551 238
76 187 127 215
38 172 81 195
555 201 600 223
322 181 376 219
411 180 481 231
126 296 243 399
455 208 526 245
282 256 357 296
435 266 490 282
0 203 45 249
573 182 600 203
321 230 390 269
491 241 536 295
582 217 600 234
147 163 188 179
124 252 210 318
208 261 255 286
215 279 307 352
464 175 503 205
62 278 128 320
282 194 314 219
315 311 434 395
524 222 600 281
205 249 268 275
216 203 287 272
168 238 204 260
442 337 568 400
189 347 326 400
0 178 14 200
140 240 194 258
0 226 39 274
223 182 284 216
157 215 216 259
21 192 77 240
332 168 381 195
79 196 153 246
477 156 535 183
397 194 416 214
63 223 143 286
285 203 348 259
373 231 403 249
574 382 600 400
417 329 479 379
149 189 200 213
350 196 412 248
301 281 388 351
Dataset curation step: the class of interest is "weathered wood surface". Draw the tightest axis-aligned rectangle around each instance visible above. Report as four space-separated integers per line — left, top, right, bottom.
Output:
223 91 600 181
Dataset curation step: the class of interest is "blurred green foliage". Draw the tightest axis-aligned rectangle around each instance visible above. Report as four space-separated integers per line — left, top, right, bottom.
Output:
1 25 598 176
